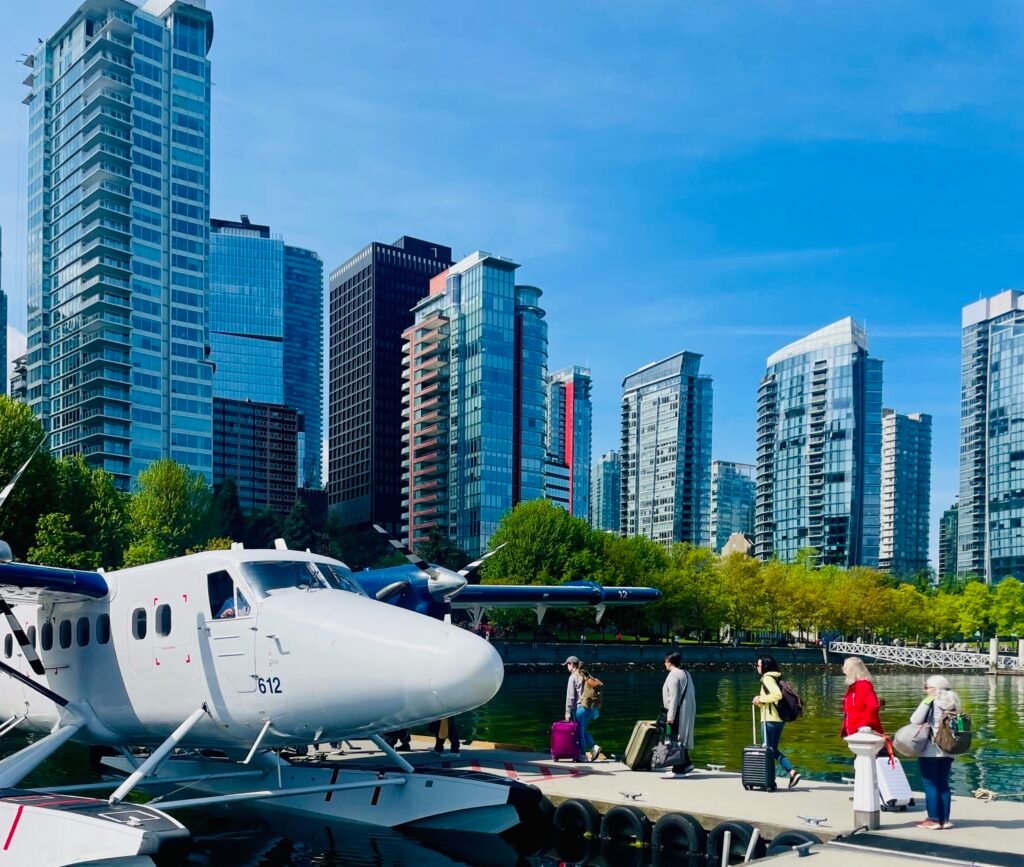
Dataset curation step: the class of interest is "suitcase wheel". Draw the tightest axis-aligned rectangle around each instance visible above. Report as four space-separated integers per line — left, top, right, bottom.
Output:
743 784 751 790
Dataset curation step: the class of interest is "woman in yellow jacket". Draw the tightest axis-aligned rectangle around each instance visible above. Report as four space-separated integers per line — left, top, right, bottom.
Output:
752 656 801 788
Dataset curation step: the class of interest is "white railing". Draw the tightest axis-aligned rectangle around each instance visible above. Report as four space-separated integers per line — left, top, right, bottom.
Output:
828 641 1023 670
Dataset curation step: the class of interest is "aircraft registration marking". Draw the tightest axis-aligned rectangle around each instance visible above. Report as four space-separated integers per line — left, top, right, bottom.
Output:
256 676 282 694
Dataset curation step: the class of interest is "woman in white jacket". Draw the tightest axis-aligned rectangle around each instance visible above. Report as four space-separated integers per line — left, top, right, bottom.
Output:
910 674 962 830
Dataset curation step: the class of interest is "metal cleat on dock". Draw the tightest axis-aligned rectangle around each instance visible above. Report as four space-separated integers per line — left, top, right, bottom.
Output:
618 791 644 801
707 763 725 772
797 815 830 827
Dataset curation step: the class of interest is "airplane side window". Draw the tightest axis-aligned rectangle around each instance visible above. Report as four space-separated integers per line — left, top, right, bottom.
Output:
27 626 36 650
59 620 72 650
77 616 90 647
97 614 111 645
3 635 11 659
41 623 53 651
156 604 172 637
132 608 147 640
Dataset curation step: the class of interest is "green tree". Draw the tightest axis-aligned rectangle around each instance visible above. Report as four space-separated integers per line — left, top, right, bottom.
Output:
484 499 599 585
27 513 96 569
958 579 992 647
209 479 246 542
0 397 57 557
124 459 211 566
719 552 764 639
666 543 725 642
282 499 317 553
992 577 1024 638
243 509 283 550
416 526 470 572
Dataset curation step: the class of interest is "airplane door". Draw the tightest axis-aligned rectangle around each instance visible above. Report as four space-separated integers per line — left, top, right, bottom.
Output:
203 570 257 693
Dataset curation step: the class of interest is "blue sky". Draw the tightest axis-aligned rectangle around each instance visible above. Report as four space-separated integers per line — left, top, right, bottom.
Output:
3 1 1023 561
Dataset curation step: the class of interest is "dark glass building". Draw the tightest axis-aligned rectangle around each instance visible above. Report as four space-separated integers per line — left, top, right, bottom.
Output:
213 397 299 515
328 237 452 533
939 503 958 582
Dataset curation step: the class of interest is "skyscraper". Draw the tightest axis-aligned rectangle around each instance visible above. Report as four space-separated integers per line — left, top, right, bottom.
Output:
591 450 621 532
208 216 323 489
23 0 214 486
939 503 958 583
755 318 882 566
711 461 756 552
328 237 452 532
401 252 547 556
879 409 932 577
1 226 6 396
620 352 713 546
959 290 1024 583
547 366 592 518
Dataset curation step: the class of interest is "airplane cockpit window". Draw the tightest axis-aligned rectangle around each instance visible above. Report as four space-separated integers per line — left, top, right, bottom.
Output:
156 604 172 636
207 570 251 619
41 623 53 651
77 616 90 647
240 560 367 598
97 615 110 645
3 635 11 658
59 619 72 650
132 608 147 640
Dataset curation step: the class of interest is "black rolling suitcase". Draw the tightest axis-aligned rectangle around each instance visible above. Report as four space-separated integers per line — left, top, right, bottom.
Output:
742 705 777 791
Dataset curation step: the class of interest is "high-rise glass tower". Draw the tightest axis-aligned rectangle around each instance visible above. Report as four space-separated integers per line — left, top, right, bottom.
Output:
959 290 1024 583
879 409 932 577
209 216 323 489
620 352 713 546
938 503 958 582
23 0 214 486
591 450 621 532
711 461 756 552
401 252 547 556
755 318 882 566
547 366 592 518
328 237 452 532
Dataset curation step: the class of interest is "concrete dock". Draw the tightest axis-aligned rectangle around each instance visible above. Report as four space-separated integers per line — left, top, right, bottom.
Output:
310 737 1024 865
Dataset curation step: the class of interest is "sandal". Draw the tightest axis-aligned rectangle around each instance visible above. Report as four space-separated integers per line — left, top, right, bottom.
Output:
916 820 942 830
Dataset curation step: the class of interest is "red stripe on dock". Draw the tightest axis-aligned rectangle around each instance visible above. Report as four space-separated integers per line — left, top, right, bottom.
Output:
503 762 518 780
370 786 382 806
3 805 24 851
324 768 340 802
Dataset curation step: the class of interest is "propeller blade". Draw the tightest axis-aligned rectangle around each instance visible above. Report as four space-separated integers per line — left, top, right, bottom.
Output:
0 597 45 676
0 434 47 513
371 525 437 577
457 542 507 580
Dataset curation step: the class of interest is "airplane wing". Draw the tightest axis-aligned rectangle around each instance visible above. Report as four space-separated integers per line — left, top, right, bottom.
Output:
450 582 661 625
563 581 663 606
0 561 109 600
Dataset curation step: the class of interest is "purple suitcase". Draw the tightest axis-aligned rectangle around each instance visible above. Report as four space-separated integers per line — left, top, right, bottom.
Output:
551 720 580 761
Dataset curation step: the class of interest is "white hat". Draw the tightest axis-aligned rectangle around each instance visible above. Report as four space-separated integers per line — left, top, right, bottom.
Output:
926 674 950 690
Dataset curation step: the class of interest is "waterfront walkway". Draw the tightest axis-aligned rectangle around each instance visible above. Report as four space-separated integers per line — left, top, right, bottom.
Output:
320 738 1024 865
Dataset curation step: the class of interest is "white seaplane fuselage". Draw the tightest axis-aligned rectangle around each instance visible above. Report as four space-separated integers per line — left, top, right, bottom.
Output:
0 548 504 751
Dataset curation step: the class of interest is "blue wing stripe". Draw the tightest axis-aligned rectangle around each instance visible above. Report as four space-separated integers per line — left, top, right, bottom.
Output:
0 562 108 598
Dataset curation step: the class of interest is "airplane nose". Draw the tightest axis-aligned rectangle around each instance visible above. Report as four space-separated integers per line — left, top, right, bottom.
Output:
429 626 504 715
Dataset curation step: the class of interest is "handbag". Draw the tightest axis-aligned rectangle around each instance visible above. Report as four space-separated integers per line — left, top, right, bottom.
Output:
652 671 690 768
892 721 932 757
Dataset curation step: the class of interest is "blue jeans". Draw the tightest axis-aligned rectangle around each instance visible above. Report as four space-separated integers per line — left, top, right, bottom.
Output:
762 721 794 774
575 706 599 756
918 756 953 823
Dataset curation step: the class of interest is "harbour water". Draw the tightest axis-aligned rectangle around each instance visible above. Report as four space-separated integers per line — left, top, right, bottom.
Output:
12 667 1024 865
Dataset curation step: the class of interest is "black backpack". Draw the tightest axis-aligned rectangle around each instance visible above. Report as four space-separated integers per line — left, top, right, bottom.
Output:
763 676 803 722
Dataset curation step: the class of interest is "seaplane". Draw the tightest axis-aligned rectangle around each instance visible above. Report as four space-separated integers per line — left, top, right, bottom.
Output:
0 444 661 866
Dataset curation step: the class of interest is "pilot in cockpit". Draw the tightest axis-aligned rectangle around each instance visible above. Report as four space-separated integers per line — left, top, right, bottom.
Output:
217 590 250 619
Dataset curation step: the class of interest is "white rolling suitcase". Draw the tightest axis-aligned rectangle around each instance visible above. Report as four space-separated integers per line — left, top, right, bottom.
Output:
877 755 915 811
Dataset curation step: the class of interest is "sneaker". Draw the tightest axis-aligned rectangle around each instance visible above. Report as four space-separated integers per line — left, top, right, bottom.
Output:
680 764 695 775
916 820 942 830
591 745 602 760
941 822 954 830
788 772 801 789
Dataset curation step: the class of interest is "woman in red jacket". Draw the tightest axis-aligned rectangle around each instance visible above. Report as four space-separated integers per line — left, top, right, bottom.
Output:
840 656 884 736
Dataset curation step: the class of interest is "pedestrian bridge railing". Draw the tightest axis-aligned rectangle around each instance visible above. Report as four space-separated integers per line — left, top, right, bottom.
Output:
828 641 1024 670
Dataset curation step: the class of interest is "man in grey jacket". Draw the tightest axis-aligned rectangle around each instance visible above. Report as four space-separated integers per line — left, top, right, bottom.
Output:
661 652 696 778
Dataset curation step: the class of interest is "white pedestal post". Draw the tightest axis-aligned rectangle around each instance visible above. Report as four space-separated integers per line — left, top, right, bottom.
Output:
990 637 999 673
1018 639 1024 669
844 727 886 830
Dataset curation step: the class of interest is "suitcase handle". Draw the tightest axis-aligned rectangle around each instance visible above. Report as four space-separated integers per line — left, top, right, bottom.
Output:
752 702 761 745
